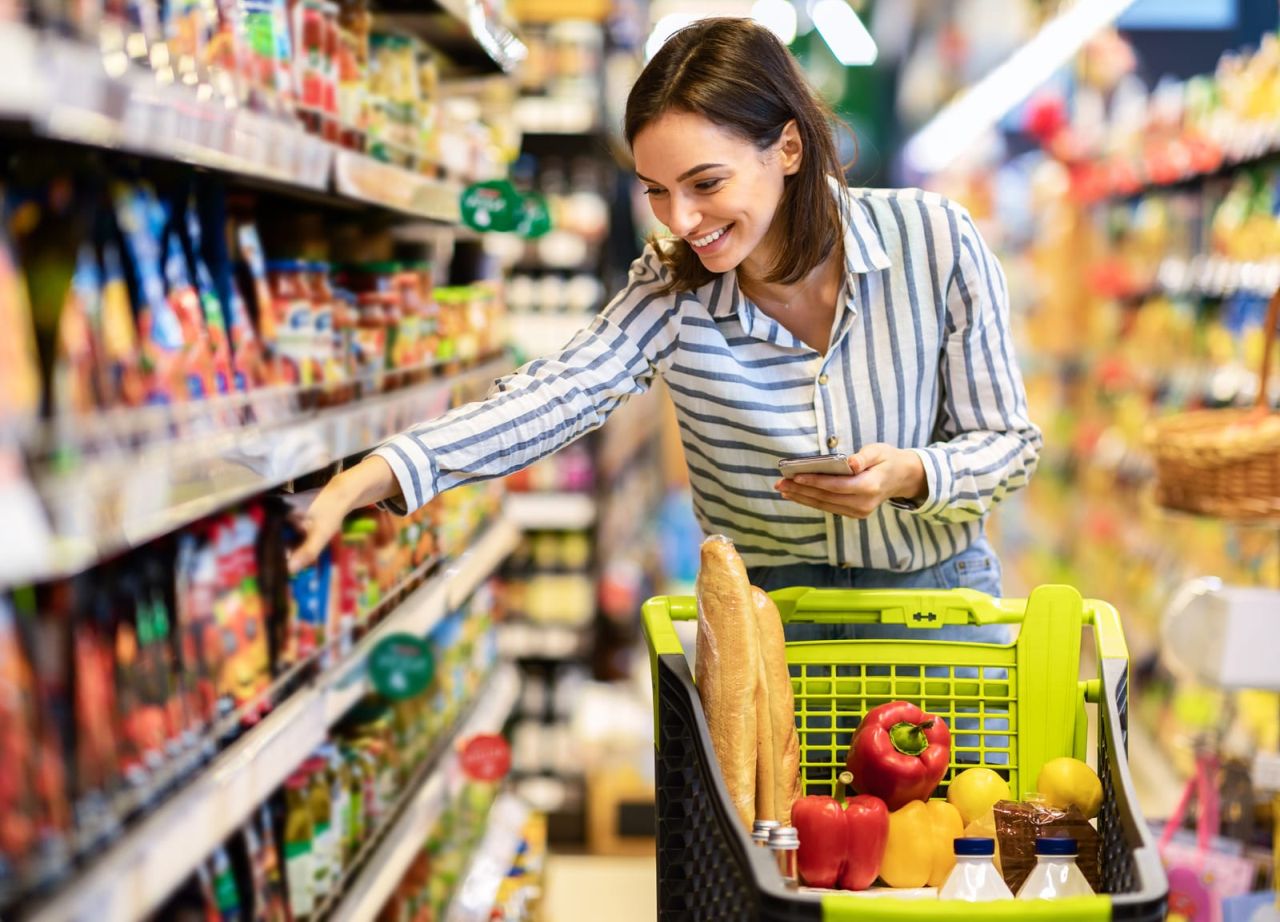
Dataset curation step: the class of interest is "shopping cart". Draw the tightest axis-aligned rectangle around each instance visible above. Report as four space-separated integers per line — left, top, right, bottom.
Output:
642 584 1168 920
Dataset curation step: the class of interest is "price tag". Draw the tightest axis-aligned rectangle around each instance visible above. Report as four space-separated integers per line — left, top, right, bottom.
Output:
460 180 522 233
367 632 435 700
459 733 512 782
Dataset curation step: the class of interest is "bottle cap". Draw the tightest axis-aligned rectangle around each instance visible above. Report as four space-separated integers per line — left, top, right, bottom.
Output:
752 820 780 843
954 837 996 856
1035 836 1079 856
767 826 799 849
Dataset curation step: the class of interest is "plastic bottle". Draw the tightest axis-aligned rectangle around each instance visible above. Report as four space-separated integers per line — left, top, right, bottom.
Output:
938 837 1013 901
1016 837 1095 899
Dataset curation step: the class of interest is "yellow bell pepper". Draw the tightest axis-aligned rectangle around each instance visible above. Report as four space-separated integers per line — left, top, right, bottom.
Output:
880 799 965 889
926 800 964 886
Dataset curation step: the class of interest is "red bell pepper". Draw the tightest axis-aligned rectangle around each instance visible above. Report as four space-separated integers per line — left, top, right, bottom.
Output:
791 793 888 891
840 795 889 890
845 701 950 810
792 796 845 888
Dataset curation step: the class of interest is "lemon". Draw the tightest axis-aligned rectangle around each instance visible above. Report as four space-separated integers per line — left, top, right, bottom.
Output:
1036 757 1103 819
946 768 1011 825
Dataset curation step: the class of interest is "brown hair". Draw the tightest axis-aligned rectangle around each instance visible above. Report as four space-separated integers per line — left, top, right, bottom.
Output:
624 17 846 293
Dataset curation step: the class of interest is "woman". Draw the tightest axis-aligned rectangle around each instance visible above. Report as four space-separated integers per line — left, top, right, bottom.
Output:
289 18 1041 643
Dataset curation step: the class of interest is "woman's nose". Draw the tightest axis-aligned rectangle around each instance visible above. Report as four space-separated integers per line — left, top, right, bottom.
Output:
666 194 701 237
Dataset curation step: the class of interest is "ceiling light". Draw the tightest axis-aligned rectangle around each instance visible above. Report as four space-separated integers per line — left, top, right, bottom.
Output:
811 0 877 66
751 0 798 45
904 0 1137 174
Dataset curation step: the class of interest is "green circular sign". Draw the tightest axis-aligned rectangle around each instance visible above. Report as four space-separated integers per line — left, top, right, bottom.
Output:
368 633 435 700
460 180 523 233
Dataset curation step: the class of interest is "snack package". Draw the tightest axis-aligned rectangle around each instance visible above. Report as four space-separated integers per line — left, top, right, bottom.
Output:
182 196 236 396
196 192 265 391
0 592 42 903
97 239 146 409
215 510 272 721
141 552 194 757
251 803 290 921
71 575 124 851
160 202 217 400
114 184 186 404
12 585 73 888
50 243 103 421
176 525 222 736
993 797 1101 893
0 219 42 426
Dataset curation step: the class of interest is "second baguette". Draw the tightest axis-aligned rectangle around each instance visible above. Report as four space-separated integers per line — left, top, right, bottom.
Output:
752 587 800 826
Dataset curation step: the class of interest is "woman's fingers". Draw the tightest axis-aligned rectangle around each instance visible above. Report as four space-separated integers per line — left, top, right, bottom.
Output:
777 480 877 518
286 488 347 573
287 516 326 573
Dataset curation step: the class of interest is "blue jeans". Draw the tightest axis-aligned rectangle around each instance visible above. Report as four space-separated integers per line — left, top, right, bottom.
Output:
748 535 1009 766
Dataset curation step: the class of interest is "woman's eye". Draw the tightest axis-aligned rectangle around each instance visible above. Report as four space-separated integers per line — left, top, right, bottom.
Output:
642 187 665 197
695 179 723 192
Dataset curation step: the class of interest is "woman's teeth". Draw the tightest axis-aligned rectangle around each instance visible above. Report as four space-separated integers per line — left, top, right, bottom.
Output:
692 225 729 248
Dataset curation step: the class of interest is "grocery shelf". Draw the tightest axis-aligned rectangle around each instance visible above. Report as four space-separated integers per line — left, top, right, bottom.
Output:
0 24 468 223
505 491 597 530
332 149 462 223
326 662 522 922
324 515 521 725
1105 147 1280 203
21 516 519 922
444 792 532 922
496 621 589 661
1156 255 1280 298
12 356 510 589
377 0 526 76
513 96 600 135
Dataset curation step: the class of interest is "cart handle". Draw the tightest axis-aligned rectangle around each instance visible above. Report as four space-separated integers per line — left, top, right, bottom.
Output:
658 587 1023 626
644 588 1129 664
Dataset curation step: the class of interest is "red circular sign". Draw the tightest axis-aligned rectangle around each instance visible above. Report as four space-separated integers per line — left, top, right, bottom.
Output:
460 733 512 782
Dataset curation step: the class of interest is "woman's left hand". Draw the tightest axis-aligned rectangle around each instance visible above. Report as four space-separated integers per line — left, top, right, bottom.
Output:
774 444 927 518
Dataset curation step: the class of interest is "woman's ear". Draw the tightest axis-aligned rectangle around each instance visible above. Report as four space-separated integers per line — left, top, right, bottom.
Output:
778 119 803 176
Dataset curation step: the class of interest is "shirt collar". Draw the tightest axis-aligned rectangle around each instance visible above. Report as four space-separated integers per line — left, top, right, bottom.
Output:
701 178 891 320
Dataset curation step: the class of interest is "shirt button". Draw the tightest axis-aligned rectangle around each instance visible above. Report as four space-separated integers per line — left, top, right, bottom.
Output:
818 374 829 385
827 436 839 449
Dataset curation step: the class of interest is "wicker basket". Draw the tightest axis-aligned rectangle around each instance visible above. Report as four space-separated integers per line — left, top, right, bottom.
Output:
1147 288 1280 520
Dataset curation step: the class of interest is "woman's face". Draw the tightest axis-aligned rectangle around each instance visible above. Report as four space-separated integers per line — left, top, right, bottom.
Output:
632 111 801 276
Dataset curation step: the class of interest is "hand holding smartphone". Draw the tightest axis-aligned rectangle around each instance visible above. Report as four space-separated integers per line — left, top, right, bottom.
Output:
777 453 853 477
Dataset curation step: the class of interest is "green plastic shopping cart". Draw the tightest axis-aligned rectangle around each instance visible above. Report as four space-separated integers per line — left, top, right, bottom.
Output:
642 584 1168 921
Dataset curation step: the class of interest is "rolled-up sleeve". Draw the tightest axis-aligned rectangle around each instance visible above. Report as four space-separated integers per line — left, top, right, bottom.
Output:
906 210 1042 523
373 247 680 514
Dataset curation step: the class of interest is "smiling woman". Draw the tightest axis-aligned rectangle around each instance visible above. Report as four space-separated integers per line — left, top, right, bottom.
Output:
625 18 845 295
288 17 1042 645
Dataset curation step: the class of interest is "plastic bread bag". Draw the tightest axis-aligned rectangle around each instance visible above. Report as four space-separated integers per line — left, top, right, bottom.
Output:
993 796 1101 893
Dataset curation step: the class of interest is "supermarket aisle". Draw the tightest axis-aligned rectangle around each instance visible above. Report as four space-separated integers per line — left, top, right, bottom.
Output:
541 855 656 922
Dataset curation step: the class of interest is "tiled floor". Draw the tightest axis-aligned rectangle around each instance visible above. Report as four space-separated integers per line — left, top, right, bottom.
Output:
540 854 656 921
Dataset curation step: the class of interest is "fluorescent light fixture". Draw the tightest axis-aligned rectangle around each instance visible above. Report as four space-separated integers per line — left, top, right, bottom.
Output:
751 0 798 45
904 0 1137 174
811 0 877 66
646 12 702 60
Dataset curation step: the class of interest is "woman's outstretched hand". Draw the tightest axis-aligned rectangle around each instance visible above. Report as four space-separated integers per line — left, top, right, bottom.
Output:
774 444 927 518
288 455 401 573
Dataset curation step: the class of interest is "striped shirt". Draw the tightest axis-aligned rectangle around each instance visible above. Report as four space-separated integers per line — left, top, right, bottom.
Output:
374 183 1042 571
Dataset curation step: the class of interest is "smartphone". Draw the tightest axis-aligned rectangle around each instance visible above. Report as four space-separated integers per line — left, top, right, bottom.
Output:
777 453 851 477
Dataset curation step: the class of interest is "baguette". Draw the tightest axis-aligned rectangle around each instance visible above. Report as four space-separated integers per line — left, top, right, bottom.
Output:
752 587 800 826
695 535 758 832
